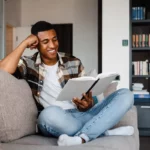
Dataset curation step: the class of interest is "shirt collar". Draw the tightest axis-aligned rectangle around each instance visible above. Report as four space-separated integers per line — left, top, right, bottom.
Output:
35 52 42 66
35 52 64 66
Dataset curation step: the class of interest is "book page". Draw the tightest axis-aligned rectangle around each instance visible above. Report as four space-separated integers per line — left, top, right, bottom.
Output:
57 80 95 101
92 75 118 96
96 72 118 79
56 73 119 101
70 76 96 81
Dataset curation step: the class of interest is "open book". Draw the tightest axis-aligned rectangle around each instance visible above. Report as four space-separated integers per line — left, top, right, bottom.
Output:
56 72 119 101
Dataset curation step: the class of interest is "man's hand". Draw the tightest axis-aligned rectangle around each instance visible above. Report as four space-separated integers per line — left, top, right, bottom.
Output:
72 91 94 112
23 34 39 50
0 34 39 74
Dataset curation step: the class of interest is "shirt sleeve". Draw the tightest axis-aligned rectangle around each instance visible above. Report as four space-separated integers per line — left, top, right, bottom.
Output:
13 57 27 79
78 60 86 77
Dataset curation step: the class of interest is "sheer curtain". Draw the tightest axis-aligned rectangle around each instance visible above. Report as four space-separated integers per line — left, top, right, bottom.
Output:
0 0 5 59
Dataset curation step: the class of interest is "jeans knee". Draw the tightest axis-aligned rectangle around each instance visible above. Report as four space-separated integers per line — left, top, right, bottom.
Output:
117 88 134 108
37 106 63 126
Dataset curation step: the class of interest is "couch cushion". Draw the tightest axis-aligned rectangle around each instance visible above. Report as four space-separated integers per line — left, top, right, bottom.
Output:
2 135 137 150
0 143 2 150
0 69 38 142
5 107 139 150
10 135 57 145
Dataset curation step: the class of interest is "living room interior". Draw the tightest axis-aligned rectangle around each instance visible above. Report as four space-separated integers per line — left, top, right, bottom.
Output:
0 0 150 150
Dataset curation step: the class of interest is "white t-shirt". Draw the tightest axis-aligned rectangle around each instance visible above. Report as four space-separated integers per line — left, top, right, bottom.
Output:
39 62 75 109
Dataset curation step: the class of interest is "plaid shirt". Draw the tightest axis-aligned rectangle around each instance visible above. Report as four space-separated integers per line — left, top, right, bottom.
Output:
14 52 85 109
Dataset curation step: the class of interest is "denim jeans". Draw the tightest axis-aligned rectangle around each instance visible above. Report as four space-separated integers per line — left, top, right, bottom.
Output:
37 88 134 142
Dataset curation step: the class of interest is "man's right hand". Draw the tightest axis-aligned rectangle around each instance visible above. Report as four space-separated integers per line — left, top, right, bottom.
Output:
0 34 39 74
23 34 39 50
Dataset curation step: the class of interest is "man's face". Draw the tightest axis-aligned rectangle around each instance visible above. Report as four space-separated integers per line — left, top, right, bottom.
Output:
37 29 59 61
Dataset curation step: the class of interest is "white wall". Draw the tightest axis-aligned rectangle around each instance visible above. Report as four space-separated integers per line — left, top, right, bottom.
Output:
102 0 129 88
5 0 21 26
13 27 38 56
19 0 98 73
0 0 5 59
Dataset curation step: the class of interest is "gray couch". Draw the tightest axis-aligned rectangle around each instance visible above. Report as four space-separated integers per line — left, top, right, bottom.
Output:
0 69 139 150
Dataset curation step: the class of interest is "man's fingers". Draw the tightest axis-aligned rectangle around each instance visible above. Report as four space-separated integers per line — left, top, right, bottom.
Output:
72 95 93 111
82 92 92 102
31 42 38 47
78 104 87 110
82 93 88 100
34 40 39 45
73 100 85 108
30 45 37 50
73 98 83 105
88 91 92 98
73 98 87 108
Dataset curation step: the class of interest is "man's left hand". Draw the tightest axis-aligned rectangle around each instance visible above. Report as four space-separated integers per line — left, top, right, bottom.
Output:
72 91 94 112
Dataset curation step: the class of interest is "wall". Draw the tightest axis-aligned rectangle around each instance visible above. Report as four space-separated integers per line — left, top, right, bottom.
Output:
6 0 130 88
5 0 21 27
0 0 5 59
102 0 129 88
13 27 38 56
19 0 98 73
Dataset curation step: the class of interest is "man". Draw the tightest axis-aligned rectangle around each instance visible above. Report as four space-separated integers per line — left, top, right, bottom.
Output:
0 21 134 146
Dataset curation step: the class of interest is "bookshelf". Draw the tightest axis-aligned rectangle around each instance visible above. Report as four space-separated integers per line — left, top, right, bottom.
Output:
132 48 150 50
132 19 150 24
130 0 150 136
132 75 150 77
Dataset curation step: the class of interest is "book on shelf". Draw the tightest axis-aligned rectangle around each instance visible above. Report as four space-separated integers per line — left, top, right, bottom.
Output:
146 34 149 47
132 60 149 75
132 34 150 48
132 87 150 99
135 34 139 47
132 83 145 91
139 34 142 47
134 94 150 99
132 7 146 20
132 89 149 94
56 72 119 101
142 34 146 47
132 34 136 48
149 34 150 47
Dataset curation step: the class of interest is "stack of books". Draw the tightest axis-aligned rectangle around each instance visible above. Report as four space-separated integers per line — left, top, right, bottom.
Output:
132 83 150 98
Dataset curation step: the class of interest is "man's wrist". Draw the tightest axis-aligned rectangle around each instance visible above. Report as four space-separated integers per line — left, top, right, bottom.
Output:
20 40 28 49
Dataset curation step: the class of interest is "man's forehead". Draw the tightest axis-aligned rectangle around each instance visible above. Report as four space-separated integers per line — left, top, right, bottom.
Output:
37 29 57 40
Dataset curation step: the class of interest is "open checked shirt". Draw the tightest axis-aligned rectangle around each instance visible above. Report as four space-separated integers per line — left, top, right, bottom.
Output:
14 52 85 110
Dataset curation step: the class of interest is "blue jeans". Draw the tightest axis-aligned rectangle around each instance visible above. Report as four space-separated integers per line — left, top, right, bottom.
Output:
37 88 134 142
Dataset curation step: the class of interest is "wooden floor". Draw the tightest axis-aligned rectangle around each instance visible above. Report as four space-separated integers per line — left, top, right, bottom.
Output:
140 136 150 150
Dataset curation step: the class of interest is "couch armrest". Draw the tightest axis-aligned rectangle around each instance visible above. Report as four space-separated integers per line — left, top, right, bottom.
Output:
113 106 139 150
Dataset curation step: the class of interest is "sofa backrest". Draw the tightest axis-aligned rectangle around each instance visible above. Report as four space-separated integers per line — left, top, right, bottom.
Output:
0 69 38 142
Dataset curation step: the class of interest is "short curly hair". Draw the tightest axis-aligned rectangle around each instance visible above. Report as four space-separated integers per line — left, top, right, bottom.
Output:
31 21 54 35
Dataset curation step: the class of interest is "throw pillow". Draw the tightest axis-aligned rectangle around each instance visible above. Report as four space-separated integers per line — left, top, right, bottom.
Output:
103 81 118 97
97 81 118 102
0 69 38 142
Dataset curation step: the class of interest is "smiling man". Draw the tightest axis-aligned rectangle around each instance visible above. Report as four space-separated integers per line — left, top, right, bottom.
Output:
0 21 134 146
36 29 59 65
